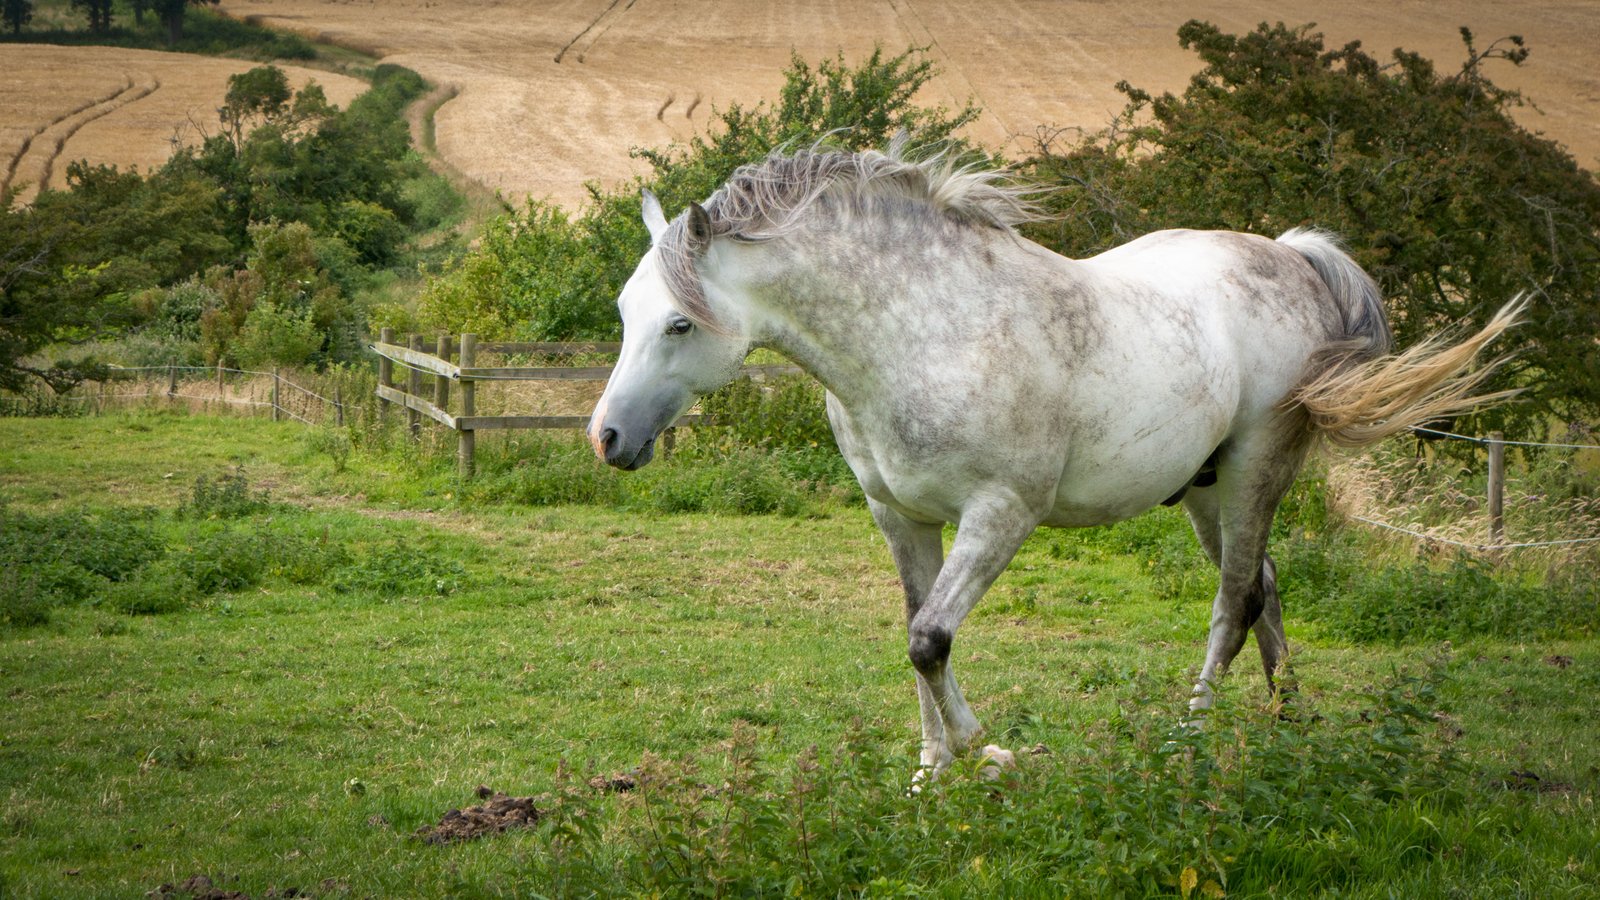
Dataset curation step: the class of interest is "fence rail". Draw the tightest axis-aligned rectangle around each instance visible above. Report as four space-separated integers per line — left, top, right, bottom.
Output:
371 329 805 478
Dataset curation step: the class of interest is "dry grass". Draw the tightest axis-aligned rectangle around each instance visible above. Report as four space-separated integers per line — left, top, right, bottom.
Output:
1 45 366 205
1327 440 1600 568
212 0 1600 210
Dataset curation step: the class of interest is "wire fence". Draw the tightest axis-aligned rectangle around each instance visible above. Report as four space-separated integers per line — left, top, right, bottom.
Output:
79 364 371 428
1339 425 1600 553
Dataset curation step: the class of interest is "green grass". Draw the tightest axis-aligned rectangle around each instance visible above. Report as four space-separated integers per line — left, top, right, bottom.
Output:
1 413 1597 896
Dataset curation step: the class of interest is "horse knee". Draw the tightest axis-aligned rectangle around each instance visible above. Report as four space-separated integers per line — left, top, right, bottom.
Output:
908 624 952 675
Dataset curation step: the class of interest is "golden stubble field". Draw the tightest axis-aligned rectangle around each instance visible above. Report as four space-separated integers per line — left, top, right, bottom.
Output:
212 0 1600 211
0 45 367 206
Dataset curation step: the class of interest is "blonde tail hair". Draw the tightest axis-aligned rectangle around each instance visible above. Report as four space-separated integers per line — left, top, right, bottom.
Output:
1277 229 1525 448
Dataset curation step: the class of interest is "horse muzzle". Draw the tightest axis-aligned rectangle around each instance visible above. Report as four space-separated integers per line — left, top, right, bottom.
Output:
594 425 657 470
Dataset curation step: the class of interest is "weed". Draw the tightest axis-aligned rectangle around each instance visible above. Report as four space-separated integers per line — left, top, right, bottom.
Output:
332 539 465 597
103 560 201 615
181 468 271 519
305 425 354 473
524 665 1481 896
178 529 270 594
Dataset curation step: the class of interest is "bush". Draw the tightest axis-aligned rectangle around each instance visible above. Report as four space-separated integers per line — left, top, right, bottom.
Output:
1023 22 1600 435
1284 546 1599 644
0 506 167 625
231 301 322 369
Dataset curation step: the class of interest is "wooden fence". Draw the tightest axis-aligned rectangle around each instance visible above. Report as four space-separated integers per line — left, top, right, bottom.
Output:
369 329 802 478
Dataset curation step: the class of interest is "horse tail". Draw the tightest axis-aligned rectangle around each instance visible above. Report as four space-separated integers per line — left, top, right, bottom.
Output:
1277 227 1524 448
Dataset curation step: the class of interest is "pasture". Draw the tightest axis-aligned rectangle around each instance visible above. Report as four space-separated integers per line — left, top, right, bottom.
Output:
2 411 1597 896
0 45 366 206
213 0 1600 210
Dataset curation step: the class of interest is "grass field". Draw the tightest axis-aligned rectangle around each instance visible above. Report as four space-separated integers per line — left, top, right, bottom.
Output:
2 411 1597 896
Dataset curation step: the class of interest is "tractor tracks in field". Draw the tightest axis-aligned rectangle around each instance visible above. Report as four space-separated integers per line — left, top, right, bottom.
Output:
885 0 1015 143
553 0 640 65
3 71 161 204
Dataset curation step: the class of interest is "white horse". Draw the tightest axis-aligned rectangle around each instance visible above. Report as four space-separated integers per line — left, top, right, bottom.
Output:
587 141 1518 775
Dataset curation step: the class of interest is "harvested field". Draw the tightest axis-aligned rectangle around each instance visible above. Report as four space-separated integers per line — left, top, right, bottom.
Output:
217 0 1600 210
0 45 366 205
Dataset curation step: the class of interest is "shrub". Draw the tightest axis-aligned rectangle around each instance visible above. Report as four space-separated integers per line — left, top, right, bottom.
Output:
1023 22 1600 435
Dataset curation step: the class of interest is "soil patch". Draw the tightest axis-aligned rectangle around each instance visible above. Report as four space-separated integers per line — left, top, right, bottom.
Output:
416 785 542 844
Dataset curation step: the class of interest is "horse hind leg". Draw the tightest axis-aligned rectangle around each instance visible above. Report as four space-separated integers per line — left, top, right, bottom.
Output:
1187 425 1310 714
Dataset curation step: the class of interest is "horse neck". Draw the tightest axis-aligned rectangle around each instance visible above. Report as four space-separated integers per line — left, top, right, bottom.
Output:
722 213 985 406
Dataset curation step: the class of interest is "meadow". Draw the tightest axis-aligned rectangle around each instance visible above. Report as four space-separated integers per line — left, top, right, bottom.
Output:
2 410 1596 896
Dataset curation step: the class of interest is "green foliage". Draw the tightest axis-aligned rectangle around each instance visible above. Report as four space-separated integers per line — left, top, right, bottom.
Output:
70 0 110 32
180 467 271 519
103 558 200 615
2 0 32 34
420 47 978 342
3 62 437 389
528 665 1477 896
698 374 835 453
417 201 604 340
639 449 807 517
1283 543 1599 644
331 539 465 597
1024 22 1600 435
0 505 167 625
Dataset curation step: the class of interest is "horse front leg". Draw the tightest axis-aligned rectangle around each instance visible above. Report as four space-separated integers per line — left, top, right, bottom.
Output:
869 501 950 772
904 497 1038 773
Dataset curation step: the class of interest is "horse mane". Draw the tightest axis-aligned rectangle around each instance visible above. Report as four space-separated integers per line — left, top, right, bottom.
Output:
657 136 1046 331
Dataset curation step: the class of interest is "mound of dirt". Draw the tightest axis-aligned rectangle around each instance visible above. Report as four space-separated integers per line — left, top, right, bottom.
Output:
415 786 542 844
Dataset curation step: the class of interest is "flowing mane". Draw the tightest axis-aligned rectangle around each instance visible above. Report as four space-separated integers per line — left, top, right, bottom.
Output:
658 138 1045 329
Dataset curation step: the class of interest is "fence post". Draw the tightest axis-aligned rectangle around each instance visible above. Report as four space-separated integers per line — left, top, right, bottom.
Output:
1487 431 1506 547
271 367 281 422
216 363 225 402
458 332 477 479
334 385 345 427
167 364 178 397
407 334 424 440
377 326 394 424
435 331 452 412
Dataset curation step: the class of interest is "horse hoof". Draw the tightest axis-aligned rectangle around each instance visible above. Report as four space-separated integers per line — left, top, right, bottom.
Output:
978 744 1016 781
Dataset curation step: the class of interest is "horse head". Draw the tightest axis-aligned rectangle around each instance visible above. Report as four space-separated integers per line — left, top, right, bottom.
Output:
587 190 750 469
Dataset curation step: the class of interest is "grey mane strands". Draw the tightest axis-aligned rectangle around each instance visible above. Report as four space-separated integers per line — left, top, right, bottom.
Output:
657 138 1049 331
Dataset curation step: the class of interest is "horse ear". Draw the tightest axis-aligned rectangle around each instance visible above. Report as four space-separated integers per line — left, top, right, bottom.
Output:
641 189 668 243
685 202 712 256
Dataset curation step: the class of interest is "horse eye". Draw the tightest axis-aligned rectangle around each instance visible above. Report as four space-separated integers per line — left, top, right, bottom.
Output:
666 318 693 336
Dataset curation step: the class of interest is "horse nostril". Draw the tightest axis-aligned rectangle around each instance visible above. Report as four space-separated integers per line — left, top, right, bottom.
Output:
601 427 618 456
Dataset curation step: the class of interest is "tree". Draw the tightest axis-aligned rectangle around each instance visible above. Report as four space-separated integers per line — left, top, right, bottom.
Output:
1024 22 1600 435
70 0 112 33
2 0 32 34
153 0 218 45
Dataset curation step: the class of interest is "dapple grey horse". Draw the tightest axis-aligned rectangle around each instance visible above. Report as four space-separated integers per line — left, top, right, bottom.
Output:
587 141 1518 775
